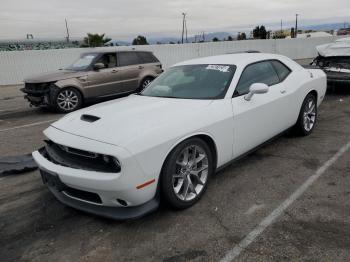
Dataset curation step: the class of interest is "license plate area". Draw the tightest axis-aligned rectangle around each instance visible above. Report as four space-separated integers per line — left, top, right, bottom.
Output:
40 169 66 191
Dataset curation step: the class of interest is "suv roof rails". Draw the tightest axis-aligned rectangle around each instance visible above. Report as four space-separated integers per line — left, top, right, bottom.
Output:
227 50 261 54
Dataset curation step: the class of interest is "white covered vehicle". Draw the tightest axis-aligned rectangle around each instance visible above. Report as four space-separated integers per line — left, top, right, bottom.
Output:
33 53 327 219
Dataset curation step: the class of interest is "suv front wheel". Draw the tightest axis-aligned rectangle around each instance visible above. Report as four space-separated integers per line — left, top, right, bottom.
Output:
52 87 83 113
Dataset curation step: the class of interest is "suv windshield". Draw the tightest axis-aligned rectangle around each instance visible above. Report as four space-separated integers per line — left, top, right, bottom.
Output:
66 53 98 71
141 64 236 99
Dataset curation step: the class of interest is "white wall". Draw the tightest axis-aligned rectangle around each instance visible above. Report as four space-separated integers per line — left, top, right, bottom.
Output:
0 36 339 85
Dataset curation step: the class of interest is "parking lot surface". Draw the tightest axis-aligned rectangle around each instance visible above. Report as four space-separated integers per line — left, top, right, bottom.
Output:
0 86 349 262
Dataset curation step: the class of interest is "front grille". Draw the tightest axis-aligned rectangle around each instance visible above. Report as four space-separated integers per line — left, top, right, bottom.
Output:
24 82 51 93
25 83 38 91
40 141 121 173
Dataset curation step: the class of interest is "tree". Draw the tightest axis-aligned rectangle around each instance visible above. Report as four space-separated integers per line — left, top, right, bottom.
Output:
132 35 149 45
81 33 111 47
212 37 219 42
237 32 246 40
227 36 234 41
253 25 267 39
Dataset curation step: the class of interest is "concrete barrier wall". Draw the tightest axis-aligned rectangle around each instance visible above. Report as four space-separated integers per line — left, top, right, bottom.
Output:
0 36 340 85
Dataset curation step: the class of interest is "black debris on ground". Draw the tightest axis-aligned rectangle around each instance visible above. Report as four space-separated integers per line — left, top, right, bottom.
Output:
0 154 37 176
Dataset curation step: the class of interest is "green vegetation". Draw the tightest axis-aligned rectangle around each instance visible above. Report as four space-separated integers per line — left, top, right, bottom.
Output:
132 35 149 45
253 26 267 39
81 33 111 47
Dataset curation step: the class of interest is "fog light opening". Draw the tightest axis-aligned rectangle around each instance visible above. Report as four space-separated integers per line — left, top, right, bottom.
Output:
117 199 128 207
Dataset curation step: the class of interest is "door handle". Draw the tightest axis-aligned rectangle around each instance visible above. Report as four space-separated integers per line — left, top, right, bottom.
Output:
280 90 286 94
111 70 118 73
138 66 144 69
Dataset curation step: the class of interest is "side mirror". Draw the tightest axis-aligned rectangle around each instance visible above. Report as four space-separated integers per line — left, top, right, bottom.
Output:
244 83 269 101
93 63 105 70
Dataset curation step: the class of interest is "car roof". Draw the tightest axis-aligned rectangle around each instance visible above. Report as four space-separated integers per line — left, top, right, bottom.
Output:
82 50 153 55
174 53 292 68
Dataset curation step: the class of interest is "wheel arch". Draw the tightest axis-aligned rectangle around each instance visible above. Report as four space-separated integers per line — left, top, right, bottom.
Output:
138 75 155 87
53 85 85 101
161 132 218 175
54 79 85 99
308 90 318 102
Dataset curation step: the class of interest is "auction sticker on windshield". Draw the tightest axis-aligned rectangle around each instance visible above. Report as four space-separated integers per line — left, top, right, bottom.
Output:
206 65 230 72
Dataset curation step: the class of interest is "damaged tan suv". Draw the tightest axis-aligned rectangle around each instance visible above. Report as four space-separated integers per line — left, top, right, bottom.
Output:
21 50 163 112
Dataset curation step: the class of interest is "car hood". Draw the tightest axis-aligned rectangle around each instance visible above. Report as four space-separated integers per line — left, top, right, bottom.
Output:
51 95 213 147
24 69 87 83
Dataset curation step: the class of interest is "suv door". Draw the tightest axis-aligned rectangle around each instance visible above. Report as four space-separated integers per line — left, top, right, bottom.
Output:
137 51 163 75
85 53 120 98
231 60 291 157
115 52 143 92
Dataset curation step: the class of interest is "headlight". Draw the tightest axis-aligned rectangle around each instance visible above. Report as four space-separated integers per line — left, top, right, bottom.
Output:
112 157 121 169
102 155 121 172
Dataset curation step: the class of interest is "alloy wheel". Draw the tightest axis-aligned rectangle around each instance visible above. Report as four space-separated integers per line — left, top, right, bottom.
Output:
172 145 209 201
57 90 79 111
303 98 316 132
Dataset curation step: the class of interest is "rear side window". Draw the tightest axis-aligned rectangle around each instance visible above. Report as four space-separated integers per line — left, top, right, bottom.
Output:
138 52 159 63
118 52 142 66
271 60 291 81
235 61 280 96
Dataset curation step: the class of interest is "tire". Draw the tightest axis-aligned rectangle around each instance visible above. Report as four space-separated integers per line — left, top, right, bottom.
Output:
161 137 213 209
51 87 83 113
294 93 317 136
138 77 154 92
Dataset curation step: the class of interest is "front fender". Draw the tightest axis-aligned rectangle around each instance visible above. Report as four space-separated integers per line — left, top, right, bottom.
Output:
55 78 85 96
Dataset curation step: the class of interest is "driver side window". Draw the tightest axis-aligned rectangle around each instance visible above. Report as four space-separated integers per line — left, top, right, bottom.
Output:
96 53 117 68
235 61 280 96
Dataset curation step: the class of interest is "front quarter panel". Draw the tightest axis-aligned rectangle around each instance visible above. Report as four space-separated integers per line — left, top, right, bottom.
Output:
55 78 86 95
124 99 234 180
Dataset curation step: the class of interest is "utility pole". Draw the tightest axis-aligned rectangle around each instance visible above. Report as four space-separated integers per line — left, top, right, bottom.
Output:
185 17 188 43
295 14 299 38
65 18 70 43
181 13 185 44
280 19 283 36
181 13 187 44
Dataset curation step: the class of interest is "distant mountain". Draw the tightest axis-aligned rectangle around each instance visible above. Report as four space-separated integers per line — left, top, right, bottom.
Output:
299 22 348 31
147 32 233 44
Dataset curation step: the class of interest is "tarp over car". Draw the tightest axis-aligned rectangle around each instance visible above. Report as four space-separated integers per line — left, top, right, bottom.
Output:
316 37 350 57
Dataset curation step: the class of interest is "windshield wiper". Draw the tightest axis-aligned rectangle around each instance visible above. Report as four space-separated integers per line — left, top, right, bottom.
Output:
155 95 176 98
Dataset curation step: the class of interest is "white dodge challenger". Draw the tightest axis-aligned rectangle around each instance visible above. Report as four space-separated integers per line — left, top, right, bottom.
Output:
33 53 327 219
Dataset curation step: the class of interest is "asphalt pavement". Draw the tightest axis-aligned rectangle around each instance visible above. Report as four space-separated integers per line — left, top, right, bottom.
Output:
0 85 349 262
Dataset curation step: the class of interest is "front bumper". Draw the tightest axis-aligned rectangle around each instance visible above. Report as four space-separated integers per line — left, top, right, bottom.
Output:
21 82 57 106
32 126 159 219
39 168 159 220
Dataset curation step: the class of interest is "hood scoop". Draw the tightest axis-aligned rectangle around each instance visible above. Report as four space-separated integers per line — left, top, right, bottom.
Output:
80 114 100 123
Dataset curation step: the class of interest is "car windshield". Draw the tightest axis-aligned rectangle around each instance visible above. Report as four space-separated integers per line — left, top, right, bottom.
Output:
141 64 236 99
66 53 98 71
